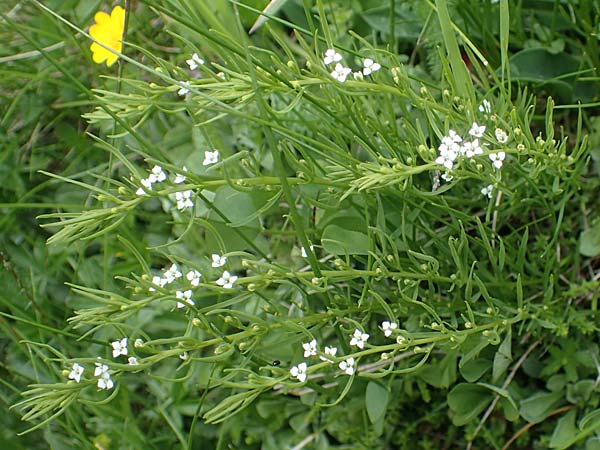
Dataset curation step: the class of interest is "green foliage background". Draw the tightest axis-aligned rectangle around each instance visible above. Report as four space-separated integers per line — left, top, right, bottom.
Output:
1 0 599 449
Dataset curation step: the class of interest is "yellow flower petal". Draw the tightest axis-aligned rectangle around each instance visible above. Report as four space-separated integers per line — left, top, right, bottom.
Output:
89 5 125 67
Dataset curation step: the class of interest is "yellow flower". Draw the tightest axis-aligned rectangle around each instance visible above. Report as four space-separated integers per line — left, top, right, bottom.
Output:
89 5 125 67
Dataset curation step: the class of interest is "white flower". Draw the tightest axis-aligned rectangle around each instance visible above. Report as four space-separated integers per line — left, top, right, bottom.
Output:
175 190 194 210
339 357 355 376
479 99 491 114
186 270 202 287
177 81 190 96
468 122 486 138
211 254 227 268
216 270 238 289
331 63 352 82
349 329 369 349
447 130 462 143
128 356 139 366
150 165 166 183
186 53 204 70
290 362 308 382
441 172 454 182
94 361 114 390
135 187 146 196
68 363 84 383
300 245 314 258
302 339 317 358
382 321 398 337
495 128 508 144
174 166 188 184
462 139 484 158
323 48 342 65
164 264 182 283
176 289 195 308
203 150 220 166
179 352 189 361
481 184 494 198
362 58 381 76
489 151 506 169
111 338 128 358
320 346 338 362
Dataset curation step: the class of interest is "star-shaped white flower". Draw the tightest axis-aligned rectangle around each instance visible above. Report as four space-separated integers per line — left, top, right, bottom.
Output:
362 58 381 76
468 122 486 138
323 48 342 65
186 53 204 70
164 264 182 284
216 270 238 289
382 321 398 337
290 362 308 382
302 339 317 358
175 190 194 210
174 166 188 184
186 270 202 287
339 357 355 376
319 346 338 362
94 361 114 390
203 150 220 166
68 363 84 383
489 151 506 169
178 81 190 96
176 289 195 308
462 139 484 158
349 329 369 349
111 338 128 358
211 254 227 268
331 63 352 82
481 184 494 198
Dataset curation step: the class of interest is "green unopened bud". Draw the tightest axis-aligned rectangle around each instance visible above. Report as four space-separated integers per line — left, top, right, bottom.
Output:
247 283 256 292
465 321 473 329
381 353 389 360
214 343 230 355
430 322 441 330
134 287 143 293
517 144 525 152
238 341 250 351
134 339 144 348
386 254 395 262
420 86 428 96
192 318 202 327
118 187 128 195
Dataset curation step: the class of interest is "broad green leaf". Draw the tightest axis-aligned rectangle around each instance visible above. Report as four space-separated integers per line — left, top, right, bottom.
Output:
493 329 512 382
365 381 389 424
586 437 600 450
567 380 595 404
580 223 600 257
321 225 370 255
447 383 492 426
580 409 600 431
420 351 458 388
459 358 492 383
519 390 563 423
549 410 577 449
210 185 273 227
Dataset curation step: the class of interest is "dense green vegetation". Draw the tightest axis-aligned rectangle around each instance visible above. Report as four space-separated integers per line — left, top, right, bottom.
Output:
1 1 599 448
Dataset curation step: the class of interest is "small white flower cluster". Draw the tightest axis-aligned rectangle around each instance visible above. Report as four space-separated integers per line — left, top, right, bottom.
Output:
288 321 399 382
186 53 204 71
66 337 139 390
149 263 183 291
481 184 494 198
434 100 512 182
136 165 166 195
148 255 237 307
323 48 381 83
